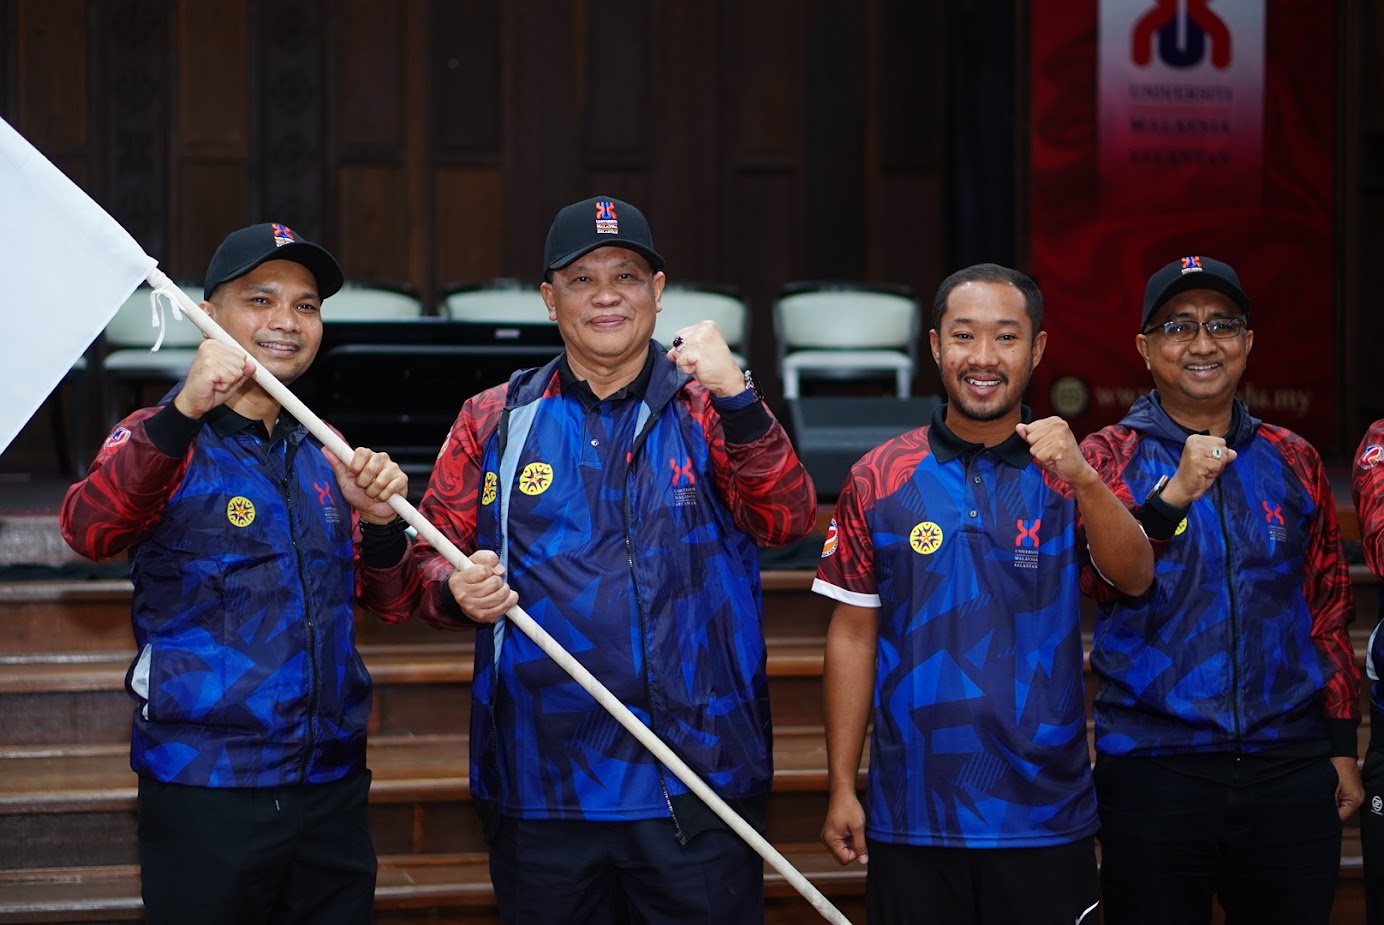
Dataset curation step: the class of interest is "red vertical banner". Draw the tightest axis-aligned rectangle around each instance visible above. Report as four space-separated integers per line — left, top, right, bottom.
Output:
1029 0 1335 450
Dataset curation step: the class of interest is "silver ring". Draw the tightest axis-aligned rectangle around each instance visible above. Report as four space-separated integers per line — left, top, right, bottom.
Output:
671 335 684 349
1212 447 1222 459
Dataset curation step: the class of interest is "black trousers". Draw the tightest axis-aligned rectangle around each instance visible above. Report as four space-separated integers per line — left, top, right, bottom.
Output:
1095 754 1341 925
863 837 1100 925
487 816 764 924
1360 717 1384 924
137 770 376 925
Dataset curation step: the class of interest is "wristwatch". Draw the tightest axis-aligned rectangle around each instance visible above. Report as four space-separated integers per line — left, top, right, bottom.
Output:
711 369 761 410
742 368 762 402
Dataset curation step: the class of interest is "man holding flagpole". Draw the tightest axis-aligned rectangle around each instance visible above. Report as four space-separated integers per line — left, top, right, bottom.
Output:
60 223 413 925
380 196 817 923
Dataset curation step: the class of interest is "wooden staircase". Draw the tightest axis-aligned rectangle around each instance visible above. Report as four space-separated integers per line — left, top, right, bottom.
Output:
0 554 1376 923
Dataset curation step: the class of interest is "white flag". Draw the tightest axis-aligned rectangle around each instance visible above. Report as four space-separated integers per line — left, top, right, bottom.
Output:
0 116 157 456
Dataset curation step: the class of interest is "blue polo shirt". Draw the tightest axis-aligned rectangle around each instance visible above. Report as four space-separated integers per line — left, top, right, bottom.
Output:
814 405 1098 848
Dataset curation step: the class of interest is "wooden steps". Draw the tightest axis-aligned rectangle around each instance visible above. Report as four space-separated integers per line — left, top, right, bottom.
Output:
0 846 872 925
0 565 1378 923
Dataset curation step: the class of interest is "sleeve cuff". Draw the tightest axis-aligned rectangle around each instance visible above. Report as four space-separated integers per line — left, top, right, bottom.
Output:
1327 718 1360 758
145 403 204 457
361 526 409 569
716 399 772 445
1135 493 1190 542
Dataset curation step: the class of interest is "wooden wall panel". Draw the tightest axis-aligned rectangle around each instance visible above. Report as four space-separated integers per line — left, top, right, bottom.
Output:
646 2 721 282
332 0 405 160
875 172 944 396
433 0 501 159
806 0 867 279
175 0 247 158
878 0 942 172
722 0 804 168
586 0 648 166
336 164 410 284
256 0 326 241
730 172 801 398
92 0 169 260
502 0 583 278
433 167 504 290
15 0 87 153
178 163 250 276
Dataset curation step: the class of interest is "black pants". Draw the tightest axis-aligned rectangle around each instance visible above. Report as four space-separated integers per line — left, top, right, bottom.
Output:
487 816 764 924
1095 754 1341 925
137 771 376 925
863 837 1100 925
1361 719 1384 924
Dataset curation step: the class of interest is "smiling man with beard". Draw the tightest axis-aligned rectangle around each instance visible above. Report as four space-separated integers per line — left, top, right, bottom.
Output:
814 263 1153 925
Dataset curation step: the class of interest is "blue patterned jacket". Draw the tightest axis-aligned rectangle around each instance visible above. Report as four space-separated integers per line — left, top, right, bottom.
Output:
61 401 393 786
1082 393 1358 758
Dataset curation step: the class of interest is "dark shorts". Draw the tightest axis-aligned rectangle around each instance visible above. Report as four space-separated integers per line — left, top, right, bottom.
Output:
863 836 1100 925
137 770 376 925
487 815 764 924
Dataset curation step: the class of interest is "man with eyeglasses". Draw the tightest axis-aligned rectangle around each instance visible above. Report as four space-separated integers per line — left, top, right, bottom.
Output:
1079 256 1362 925
1350 422 1384 924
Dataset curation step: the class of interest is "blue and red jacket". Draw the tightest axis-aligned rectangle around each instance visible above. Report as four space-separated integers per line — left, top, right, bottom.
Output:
1082 393 1359 758
60 399 408 787
1350 419 1384 713
384 349 816 829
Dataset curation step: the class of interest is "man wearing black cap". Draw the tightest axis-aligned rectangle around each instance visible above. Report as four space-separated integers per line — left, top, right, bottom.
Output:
61 223 413 924
1080 255 1362 924
389 196 817 922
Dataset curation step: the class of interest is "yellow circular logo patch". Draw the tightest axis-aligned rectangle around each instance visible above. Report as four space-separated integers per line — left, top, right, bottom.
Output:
910 521 943 555
481 471 498 506
1175 517 1188 537
519 462 554 496
227 496 256 528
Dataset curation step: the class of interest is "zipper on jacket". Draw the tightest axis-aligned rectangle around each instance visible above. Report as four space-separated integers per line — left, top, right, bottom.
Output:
277 439 320 781
1213 479 1244 750
624 413 687 846
487 410 511 810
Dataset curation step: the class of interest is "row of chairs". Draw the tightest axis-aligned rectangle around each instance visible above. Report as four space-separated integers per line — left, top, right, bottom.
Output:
99 279 921 403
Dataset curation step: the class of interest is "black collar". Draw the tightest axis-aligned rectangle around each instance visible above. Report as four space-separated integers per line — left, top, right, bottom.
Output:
206 403 301 442
1152 391 1245 441
558 343 657 411
928 403 1034 469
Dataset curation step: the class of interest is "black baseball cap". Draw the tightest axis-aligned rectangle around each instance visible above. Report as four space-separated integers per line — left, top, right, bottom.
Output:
1141 255 1251 329
543 196 665 277
203 223 344 302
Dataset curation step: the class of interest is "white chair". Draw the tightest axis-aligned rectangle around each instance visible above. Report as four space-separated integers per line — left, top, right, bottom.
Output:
442 281 552 326
655 283 749 368
102 284 206 422
323 282 424 321
774 282 920 398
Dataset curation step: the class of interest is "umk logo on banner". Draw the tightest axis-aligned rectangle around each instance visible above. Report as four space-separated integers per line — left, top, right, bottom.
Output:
1098 0 1266 210
1029 0 1337 451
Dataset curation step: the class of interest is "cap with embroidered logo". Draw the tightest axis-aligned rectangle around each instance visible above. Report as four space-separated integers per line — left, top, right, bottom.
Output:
543 196 665 277
203 223 344 302
1142 255 1251 329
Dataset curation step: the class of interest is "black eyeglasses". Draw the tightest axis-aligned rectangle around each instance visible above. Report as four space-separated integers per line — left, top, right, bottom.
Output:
1143 317 1248 343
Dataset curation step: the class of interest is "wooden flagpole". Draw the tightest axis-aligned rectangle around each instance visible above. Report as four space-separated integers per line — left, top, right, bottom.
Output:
144 267 854 925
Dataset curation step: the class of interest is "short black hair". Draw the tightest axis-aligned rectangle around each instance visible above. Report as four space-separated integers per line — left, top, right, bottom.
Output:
932 263 1043 333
